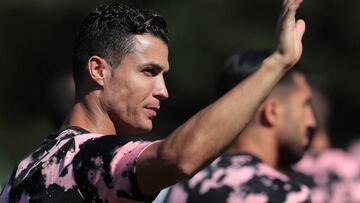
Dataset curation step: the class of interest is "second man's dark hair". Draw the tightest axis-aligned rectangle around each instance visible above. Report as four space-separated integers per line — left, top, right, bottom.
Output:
217 49 304 97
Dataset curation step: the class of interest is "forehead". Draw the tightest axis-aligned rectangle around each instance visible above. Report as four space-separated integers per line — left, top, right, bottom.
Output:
270 72 311 101
282 72 312 104
124 34 170 71
292 72 311 95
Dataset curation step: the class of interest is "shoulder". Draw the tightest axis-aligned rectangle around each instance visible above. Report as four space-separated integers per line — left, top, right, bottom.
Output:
73 135 159 202
166 153 311 203
296 149 360 179
74 135 155 163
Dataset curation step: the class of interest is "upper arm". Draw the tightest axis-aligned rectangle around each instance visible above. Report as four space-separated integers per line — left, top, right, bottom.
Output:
135 140 191 196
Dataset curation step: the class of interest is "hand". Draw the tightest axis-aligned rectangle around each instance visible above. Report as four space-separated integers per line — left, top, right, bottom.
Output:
271 0 306 70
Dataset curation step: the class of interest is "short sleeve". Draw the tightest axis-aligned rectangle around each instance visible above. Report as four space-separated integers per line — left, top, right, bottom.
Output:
73 135 160 202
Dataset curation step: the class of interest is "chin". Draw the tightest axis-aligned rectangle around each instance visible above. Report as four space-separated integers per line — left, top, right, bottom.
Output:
134 121 153 134
279 147 306 167
116 119 153 135
140 126 152 133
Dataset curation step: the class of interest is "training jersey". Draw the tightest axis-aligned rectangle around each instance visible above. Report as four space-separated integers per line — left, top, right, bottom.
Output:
294 149 360 203
165 153 311 203
0 126 158 203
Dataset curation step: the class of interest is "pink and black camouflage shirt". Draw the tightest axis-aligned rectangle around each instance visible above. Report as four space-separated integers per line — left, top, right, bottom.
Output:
0 126 159 203
294 149 360 203
165 153 311 203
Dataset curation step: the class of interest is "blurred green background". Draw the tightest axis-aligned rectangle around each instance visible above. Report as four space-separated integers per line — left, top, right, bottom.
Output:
1 0 360 184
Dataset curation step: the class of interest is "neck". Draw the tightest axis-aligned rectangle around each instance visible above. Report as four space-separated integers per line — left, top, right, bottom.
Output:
227 124 278 168
67 93 116 135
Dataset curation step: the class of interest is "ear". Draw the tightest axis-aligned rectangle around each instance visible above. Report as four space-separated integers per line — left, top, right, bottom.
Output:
87 56 108 87
260 99 281 127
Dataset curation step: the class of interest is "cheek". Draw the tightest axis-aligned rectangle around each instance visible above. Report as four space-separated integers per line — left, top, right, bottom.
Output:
106 75 154 113
280 114 300 140
104 80 132 112
282 110 296 130
297 110 308 129
122 81 152 114
133 78 156 101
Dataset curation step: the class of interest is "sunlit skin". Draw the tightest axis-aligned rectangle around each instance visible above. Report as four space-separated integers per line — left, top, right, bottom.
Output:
0 0 307 201
101 35 169 135
67 0 307 196
69 34 169 136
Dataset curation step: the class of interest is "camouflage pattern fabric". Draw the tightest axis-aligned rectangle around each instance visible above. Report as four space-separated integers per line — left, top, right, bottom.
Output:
0 126 158 203
165 153 310 203
294 149 360 203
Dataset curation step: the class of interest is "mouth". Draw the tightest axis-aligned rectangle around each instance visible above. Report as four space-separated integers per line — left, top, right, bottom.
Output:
304 127 315 148
307 128 315 142
144 106 159 119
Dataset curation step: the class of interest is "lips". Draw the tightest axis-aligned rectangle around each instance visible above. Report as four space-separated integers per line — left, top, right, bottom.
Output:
306 127 315 143
144 106 159 118
303 127 315 148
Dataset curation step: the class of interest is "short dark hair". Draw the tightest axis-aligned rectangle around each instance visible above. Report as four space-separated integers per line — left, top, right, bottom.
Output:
72 3 168 87
217 49 305 97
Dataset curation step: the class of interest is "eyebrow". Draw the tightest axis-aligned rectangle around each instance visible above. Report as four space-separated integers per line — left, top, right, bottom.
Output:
306 97 312 105
142 62 170 74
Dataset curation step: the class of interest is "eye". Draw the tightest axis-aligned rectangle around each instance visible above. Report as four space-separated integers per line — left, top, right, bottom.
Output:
304 97 312 107
143 68 156 76
142 66 162 77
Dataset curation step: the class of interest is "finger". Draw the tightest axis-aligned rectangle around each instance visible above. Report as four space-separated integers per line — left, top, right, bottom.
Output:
295 19 306 40
281 0 303 21
288 0 303 13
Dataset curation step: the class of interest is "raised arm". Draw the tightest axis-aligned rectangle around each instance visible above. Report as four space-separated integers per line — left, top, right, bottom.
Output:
137 0 306 196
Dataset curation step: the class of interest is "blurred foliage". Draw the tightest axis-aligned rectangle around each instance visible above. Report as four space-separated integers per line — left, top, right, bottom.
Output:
1 0 360 182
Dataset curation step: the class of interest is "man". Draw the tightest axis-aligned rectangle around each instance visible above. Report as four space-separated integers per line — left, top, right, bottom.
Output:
0 0 306 202
165 50 316 203
294 85 360 203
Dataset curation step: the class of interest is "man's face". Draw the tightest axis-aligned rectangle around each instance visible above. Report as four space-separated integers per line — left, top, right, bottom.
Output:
276 73 316 166
102 34 169 135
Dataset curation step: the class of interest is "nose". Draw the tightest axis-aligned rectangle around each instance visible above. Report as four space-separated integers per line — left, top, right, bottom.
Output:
307 106 317 129
153 75 169 100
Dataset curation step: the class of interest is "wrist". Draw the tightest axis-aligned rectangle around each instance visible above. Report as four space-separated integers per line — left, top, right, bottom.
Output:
262 53 292 74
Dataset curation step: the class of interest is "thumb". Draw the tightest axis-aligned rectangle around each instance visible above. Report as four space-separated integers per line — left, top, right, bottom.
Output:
296 19 306 40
